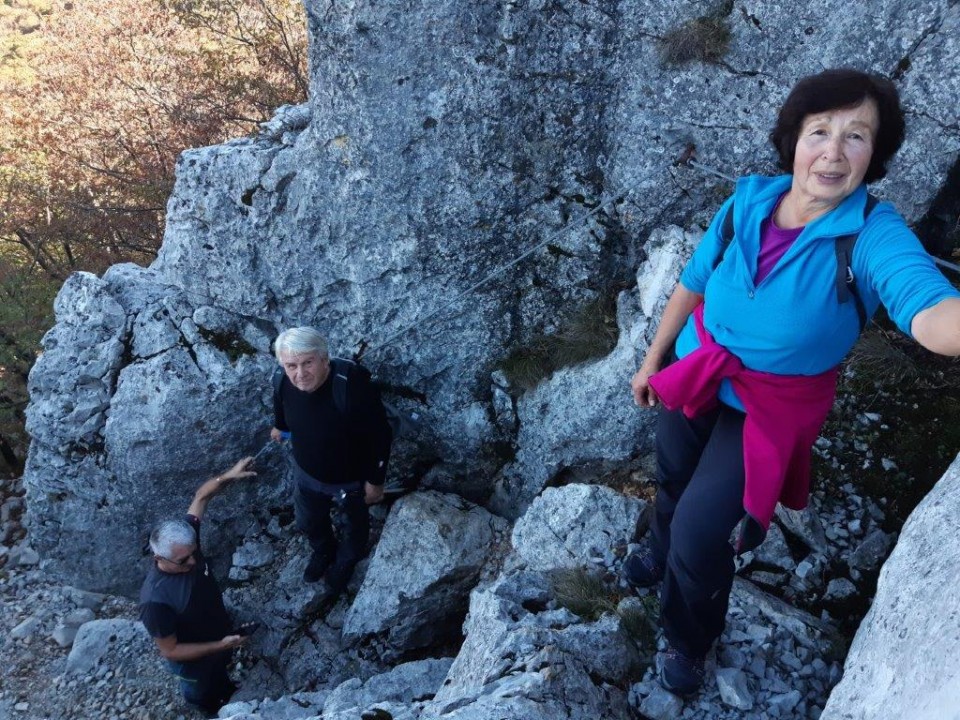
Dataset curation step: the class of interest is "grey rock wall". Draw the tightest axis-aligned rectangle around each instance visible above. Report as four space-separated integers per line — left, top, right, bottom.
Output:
22 0 960 595
821 452 960 720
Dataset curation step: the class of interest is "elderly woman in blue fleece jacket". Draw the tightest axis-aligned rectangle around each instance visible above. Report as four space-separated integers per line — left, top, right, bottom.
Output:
623 68 960 695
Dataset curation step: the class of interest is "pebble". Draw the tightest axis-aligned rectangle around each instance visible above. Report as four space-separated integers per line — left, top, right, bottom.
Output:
824 578 857 601
638 684 684 720
51 624 79 648
716 667 754 710
11 617 41 640
769 689 803 714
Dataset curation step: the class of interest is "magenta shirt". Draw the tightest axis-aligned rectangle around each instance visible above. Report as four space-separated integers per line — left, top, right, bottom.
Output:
755 212 804 285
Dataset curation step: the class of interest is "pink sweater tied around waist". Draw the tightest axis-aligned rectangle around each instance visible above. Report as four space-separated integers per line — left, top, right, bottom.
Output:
648 304 837 551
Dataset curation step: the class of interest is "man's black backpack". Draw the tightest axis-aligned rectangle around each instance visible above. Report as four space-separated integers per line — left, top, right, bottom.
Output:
272 358 419 440
713 194 879 332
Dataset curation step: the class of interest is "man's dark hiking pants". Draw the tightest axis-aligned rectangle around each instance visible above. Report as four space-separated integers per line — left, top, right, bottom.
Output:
650 402 747 660
167 652 234 714
293 483 369 593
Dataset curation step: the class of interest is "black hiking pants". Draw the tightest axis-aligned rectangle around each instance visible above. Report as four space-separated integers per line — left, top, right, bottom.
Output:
293 483 370 593
650 402 747 659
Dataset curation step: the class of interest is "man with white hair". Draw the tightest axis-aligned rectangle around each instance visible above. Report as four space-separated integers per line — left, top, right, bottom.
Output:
270 326 392 595
139 457 256 716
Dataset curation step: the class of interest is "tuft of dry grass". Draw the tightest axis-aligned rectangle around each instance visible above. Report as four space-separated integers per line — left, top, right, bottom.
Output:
549 567 659 651
499 295 619 391
659 13 731 65
550 567 619 621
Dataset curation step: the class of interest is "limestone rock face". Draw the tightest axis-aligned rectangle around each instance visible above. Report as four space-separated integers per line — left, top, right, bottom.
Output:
342 491 509 653
821 453 960 720
24 264 282 595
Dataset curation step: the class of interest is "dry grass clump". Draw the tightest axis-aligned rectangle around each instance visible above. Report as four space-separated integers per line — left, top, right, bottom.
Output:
659 13 731 65
499 296 618 391
550 567 619 621
549 567 659 651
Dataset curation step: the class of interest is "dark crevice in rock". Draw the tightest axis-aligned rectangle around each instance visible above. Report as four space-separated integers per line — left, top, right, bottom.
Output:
914 154 960 257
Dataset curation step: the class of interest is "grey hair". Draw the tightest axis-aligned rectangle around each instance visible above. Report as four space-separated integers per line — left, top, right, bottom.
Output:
274 327 329 363
149 519 197 559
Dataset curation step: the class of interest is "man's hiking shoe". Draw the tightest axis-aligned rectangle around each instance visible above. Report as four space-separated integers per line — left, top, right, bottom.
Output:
623 546 665 588
659 646 705 695
303 551 333 583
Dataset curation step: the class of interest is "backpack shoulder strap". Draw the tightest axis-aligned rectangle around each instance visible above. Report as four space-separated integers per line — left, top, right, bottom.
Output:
272 367 285 405
834 193 880 333
712 200 736 271
329 358 354 415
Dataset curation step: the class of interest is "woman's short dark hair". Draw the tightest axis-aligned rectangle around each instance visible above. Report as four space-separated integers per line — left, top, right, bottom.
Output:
769 69 906 183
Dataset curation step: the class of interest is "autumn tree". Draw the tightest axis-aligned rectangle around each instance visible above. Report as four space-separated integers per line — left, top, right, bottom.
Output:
0 0 308 471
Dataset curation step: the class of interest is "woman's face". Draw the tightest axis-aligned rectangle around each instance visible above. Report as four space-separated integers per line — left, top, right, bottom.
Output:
791 99 879 211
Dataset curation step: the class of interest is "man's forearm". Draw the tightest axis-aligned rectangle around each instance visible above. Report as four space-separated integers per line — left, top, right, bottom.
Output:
186 475 227 519
161 638 231 662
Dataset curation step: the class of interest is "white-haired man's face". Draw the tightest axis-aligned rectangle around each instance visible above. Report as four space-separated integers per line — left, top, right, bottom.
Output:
279 350 329 393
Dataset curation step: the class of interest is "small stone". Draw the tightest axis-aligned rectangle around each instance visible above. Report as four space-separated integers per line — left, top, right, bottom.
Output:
53 624 80 648
780 652 803 671
746 623 772 644
716 667 754 710
11 616 41 640
769 689 803 714
228 566 252 582
824 578 857 601
232 541 275 569
64 608 97 627
9 544 40 567
638 684 684 719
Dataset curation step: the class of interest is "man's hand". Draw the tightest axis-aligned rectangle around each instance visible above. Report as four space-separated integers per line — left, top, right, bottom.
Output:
220 634 248 650
221 457 257 482
270 427 283 442
364 482 385 505
188 457 257 518
631 357 664 408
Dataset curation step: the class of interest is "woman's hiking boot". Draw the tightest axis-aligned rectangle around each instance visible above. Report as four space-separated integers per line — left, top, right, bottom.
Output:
303 550 334 583
622 545 665 588
659 645 706 695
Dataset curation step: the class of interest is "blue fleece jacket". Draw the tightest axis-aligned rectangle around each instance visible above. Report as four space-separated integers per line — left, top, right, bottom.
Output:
677 174 959 410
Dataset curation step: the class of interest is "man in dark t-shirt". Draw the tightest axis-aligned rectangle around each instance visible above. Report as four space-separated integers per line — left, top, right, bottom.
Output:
270 327 392 595
139 457 256 716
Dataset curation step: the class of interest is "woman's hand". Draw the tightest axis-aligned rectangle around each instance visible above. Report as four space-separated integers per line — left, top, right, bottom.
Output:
631 357 664 408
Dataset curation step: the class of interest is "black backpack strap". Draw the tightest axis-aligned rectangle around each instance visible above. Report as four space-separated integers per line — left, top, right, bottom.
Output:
712 200 736 271
329 358 354 416
272 367 284 406
834 193 879 333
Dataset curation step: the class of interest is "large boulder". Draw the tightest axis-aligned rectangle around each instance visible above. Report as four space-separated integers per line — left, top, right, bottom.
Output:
23 265 283 595
821 453 960 720
511 483 646 571
322 657 454 717
422 571 639 719
342 491 509 653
